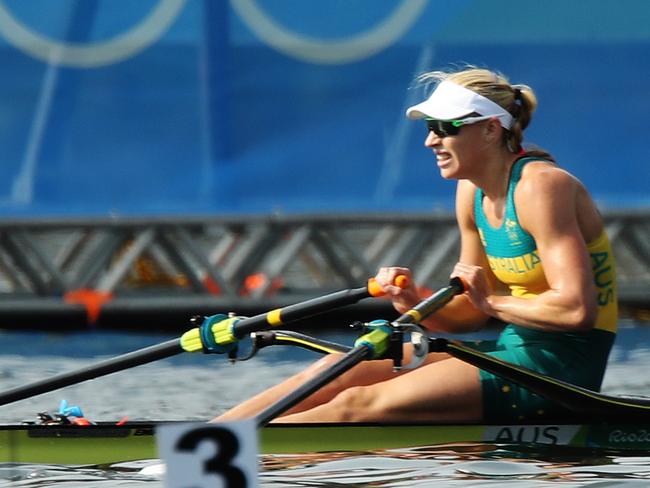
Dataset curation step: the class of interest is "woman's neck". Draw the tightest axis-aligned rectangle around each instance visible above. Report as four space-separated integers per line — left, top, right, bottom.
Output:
470 148 519 200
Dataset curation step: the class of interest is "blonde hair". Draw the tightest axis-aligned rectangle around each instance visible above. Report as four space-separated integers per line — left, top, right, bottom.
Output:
417 67 554 161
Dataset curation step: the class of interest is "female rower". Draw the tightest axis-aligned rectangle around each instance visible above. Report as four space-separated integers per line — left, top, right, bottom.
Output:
215 67 618 423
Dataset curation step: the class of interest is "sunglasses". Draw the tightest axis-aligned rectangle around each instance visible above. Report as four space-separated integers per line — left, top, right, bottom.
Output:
425 115 493 137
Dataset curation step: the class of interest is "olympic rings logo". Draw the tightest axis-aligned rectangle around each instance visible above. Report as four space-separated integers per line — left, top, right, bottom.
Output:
0 0 188 68
0 0 428 68
231 0 428 65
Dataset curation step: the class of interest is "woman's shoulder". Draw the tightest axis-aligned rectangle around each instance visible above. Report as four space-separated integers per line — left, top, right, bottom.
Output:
515 159 603 241
515 159 593 227
517 159 581 197
455 179 479 207
455 179 479 225
456 178 477 194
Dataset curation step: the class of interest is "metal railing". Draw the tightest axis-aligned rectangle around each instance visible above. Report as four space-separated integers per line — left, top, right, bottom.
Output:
0 211 647 329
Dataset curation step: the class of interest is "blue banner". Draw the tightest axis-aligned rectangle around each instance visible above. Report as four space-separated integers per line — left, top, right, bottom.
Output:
0 0 647 215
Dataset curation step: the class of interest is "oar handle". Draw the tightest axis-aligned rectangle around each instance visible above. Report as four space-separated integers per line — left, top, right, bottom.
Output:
232 275 409 338
393 277 465 326
366 275 409 297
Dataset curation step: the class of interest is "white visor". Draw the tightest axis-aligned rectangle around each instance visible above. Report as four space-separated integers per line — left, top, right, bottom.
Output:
406 80 514 129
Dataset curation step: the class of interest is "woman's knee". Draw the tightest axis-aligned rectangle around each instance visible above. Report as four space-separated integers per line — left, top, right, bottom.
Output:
328 386 380 422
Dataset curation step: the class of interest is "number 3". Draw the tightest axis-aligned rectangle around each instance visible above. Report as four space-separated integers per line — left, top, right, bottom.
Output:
176 426 248 487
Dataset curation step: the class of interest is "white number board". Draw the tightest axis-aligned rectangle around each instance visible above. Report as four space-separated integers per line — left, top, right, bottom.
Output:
157 421 258 488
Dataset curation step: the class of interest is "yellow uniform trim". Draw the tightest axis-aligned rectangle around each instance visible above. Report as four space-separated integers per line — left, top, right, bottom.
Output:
587 231 618 333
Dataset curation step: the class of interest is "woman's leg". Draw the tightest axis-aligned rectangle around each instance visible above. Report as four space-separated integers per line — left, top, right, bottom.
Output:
213 345 453 422
277 356 482 423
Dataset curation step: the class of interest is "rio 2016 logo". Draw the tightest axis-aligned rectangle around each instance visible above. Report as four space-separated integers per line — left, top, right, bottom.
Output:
0 0 428 68
609 429 650 443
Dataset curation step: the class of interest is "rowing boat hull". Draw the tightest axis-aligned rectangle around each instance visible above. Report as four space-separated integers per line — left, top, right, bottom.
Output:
1 421 650 465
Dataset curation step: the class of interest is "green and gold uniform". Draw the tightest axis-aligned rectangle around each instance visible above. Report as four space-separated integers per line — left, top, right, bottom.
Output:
471 157 617 421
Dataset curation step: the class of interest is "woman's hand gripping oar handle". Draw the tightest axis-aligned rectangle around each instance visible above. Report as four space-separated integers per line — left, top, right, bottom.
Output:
366 274 410 298
180 275 409 354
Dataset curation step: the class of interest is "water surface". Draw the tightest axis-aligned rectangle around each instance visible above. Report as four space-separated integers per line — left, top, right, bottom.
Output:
0 321 649 486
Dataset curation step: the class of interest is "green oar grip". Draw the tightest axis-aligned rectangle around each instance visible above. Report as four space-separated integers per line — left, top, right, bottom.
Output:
353 320 392 359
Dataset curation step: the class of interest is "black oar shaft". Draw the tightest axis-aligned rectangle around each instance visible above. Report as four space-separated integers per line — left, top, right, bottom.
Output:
0 281 384 407
0 340 183 407
394 277 464 325
256 345 370 427
233 287 371 338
